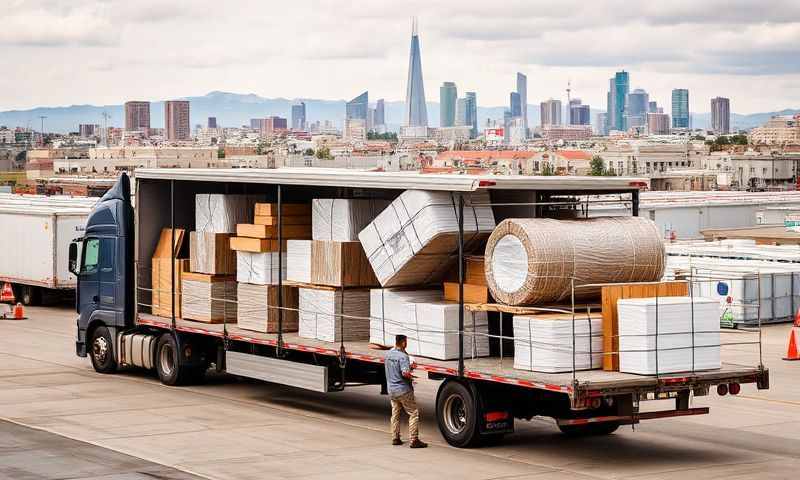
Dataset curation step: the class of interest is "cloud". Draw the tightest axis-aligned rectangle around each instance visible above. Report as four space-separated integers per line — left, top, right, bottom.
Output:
0 5 119 46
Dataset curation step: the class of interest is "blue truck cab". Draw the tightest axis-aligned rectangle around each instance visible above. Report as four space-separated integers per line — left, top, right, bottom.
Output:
70 173 134 372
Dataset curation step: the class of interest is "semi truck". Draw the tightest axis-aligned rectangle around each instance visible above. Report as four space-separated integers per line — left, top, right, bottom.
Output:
0 193 96 305
71 170 769 447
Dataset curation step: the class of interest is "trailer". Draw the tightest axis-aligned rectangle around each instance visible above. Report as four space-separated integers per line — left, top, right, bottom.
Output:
0 193 96 304
72 169 769 448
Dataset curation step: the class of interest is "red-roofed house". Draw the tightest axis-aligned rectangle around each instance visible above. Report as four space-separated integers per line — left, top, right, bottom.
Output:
432 150 539 174
531 150 594 175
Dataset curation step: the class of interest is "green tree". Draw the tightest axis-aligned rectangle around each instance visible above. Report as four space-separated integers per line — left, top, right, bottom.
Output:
303 148 315 156
540 162 555 176
316 146 332 160
217 148 225 159
589 155 606 176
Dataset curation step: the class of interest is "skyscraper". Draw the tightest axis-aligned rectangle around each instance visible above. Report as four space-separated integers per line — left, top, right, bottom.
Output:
440 82 457 127
404 18 427 127
711 97 730 134
124 101 150 134
516 73 527 135
607 71 629 132
346 91 368 120
455 98 468 127
164 100 190 141
625 88 649 129
207 117 217 129
374 99 385 127
291 101 306 130
510 92 522 117
540 99 562 127
466 92 477 139
648 101 658 113
672 89 690 129
569 100 591 125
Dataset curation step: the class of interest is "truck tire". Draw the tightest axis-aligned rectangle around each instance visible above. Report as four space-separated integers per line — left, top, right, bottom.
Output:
558 422 620 436
89 326 117 374
155 334 205 386
436 379 481 448
16 285 40 306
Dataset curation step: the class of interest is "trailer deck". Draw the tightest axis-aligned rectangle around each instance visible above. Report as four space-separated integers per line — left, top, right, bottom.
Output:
137 313 766 399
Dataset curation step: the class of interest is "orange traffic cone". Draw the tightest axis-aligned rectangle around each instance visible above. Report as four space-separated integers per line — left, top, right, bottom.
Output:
0 283 14 303
13 303 25 320
784 309 800 361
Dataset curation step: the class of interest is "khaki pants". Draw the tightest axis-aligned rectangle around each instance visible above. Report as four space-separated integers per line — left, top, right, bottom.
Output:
390 391 419 441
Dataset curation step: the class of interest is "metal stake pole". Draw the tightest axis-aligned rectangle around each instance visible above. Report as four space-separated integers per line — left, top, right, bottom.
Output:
277 185 284 356
458 194 465 378
170 180 176 330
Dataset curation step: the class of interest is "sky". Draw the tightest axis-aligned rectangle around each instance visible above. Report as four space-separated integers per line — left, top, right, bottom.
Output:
2 0 800 114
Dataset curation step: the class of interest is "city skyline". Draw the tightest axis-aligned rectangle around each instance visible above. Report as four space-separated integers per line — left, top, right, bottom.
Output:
2 1 798 115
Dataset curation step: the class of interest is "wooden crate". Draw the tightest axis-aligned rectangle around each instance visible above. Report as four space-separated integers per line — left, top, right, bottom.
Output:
189 232 236 275
601 281 689 371
443 282 489 304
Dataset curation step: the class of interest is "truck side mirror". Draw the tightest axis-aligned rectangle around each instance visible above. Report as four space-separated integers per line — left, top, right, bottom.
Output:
69 242 79 275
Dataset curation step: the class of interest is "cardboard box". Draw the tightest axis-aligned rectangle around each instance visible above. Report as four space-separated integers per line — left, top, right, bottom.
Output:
190 232 236 275
311 241 378 287
234 223 311 239
443 282 489 304
254 203 311 217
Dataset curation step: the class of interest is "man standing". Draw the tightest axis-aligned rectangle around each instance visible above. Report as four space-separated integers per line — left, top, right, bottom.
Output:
385 334 428 448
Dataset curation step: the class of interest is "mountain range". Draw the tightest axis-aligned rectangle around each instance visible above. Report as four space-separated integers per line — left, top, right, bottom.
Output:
0 91 796 134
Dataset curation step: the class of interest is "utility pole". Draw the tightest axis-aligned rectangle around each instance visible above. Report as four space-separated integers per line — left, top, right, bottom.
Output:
566 80 572 125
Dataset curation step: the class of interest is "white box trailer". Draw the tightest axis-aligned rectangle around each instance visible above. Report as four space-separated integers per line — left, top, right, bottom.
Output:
0 194 94 304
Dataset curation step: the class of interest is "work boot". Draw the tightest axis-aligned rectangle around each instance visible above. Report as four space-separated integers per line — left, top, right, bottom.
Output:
409 438 428 449
392 437 403 446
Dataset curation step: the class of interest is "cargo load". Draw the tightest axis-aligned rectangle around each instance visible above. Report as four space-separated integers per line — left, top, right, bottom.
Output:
236 251 286 285
195 194 261 233
180 272 237 323
312 198 390 241
298 287 371 343
237 283 298 333
369 288 442 346
405 302 490 360
513 312 602 373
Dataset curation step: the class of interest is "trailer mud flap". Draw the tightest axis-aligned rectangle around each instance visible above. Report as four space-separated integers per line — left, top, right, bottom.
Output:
480 410 514 435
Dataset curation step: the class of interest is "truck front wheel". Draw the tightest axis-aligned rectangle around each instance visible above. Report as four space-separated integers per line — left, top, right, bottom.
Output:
89 326 117 374
436 379 481 448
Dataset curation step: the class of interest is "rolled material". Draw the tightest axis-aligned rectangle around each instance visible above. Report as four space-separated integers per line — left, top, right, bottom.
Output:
485 217 665 305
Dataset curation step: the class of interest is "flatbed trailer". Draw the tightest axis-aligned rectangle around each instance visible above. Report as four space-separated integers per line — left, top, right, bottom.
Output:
72 169 769 447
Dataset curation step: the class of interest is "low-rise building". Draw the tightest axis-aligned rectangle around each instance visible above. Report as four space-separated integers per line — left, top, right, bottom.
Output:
750 115 800 145
541 125 593 142
56 146 219 174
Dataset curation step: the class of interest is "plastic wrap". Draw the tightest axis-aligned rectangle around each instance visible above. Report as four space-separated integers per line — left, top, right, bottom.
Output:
236 251 286 285
404 302 489 360
286 240 312 284
312 199 390 241
369 288 442 346
196 194 260 233
513 313 602 372
298 288 371 343
486 217 665 305
358 190 495 287
617 296 720 374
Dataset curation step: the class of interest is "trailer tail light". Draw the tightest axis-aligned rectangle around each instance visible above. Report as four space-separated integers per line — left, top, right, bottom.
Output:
629 181 648 189
729 383 741 395
478 180 496 187
717 383 729 396
484 411 509 422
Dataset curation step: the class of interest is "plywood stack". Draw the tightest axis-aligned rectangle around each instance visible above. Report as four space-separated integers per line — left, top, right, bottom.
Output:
312 198 390 241
181 272 237 323
191 193 260 276
237 283 299 333
298 286 371 342
405 302 490 360
369 288 443 346
513 312 603 373
287 240 312 284
190 232 236 275
310 241 377 287
237 251 286 285
151 228 189 318
617 296 721 374
231 203 311 253
358 190 495 287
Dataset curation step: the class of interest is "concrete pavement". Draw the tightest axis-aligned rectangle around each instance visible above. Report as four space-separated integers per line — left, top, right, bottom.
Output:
1 306 799 479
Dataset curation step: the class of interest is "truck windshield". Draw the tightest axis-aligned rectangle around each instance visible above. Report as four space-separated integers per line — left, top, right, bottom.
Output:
82 238 100 274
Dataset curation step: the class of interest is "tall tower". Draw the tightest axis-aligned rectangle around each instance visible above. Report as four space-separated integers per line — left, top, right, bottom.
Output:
404 17 428 127
439 82 457 127
164 100 190 141
516 72 527 135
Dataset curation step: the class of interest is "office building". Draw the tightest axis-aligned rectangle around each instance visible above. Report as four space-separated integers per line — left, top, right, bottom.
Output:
346 91 368 121
606 71 629 131
596 112 608 136
648 112 671 135
516 72 528 135
648 101 658 113
404 18 428 127
569 100 591 125
625 88 649 129
440 82 457 127
466 92 478 139
124 101 150 134
711 97 730 134
207 117 217 129
291 102 306 131
250 118 263 130
374 99 385 127
164 100 190 141
78 124 99 138
672 89 690 129
540 99 562 127
510 92 522 118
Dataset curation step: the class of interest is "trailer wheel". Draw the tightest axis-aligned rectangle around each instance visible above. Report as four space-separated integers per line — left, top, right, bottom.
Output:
155 334 204 386
436 379 481 448
89 326 117 374
558 422 620 437
17 285 40 306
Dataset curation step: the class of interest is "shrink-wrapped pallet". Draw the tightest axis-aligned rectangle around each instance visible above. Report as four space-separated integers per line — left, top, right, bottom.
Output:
236 251 286 285
237 283 298 333
486 217 665 305
181 273 237 323
513 313 602 372
312 199 390 241
369 288 442 346
359 190 495 287
298 287 371 342
287 240 312 284
404 302 490 360
617 296 720 374
190 232 236 275
196 194 260 233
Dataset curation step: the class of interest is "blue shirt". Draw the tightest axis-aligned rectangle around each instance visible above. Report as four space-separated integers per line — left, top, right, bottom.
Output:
385 348 412 397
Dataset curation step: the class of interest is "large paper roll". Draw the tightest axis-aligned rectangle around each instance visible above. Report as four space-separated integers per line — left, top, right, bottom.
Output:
485 217 665 305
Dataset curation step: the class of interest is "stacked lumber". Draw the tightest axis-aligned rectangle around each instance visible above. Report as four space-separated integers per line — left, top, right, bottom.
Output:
237 283 299 333
231 203 311 253
312 198 390 241
151 228 188 318
181 272 237 323
236 251 286 285
196 194 260 234
287 240 312 283
513 312 603 373
617 296 721 374
405 302 490 360
298 286 371 342
358 190 495 287
190 232 236 275
601 281 688 371
310 241 377 287
485 217 665 305
442 255 490 304
369 288 442 346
